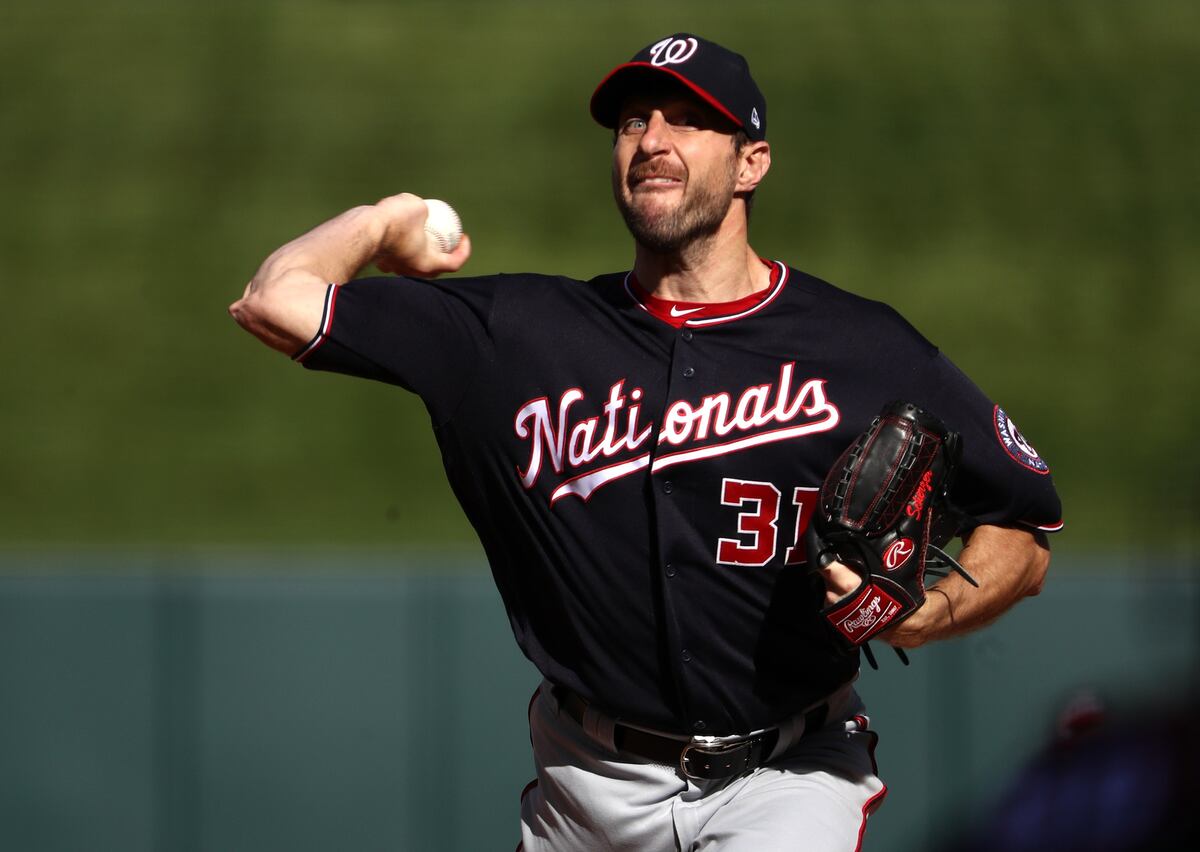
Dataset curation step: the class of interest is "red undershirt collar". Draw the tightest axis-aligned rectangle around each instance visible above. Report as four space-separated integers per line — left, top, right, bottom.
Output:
627 259 784 328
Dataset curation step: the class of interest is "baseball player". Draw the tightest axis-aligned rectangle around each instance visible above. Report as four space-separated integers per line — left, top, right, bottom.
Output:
230 33 1062 852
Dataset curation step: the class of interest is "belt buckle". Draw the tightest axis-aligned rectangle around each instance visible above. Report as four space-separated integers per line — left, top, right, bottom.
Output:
679 734 759 781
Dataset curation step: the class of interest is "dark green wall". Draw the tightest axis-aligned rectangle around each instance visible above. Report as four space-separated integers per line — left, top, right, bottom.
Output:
1 555 1196 852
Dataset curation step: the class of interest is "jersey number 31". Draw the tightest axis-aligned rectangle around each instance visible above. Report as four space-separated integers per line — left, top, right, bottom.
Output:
716 479 817 568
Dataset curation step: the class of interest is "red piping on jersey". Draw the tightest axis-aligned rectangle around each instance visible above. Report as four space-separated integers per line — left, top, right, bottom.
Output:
293 283 339 362
623 260 788 327
687 262 788 326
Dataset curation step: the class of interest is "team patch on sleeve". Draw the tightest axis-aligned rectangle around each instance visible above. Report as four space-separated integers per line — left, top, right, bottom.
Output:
993 405 1050 474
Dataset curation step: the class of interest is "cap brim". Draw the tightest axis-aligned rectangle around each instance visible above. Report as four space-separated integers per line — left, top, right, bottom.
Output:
589 62 743 132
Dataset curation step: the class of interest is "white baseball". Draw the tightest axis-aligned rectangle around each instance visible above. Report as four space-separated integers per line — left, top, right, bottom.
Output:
423 198 463 253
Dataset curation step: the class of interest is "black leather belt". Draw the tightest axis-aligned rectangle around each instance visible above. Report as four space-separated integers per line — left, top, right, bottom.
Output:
554 686 829 781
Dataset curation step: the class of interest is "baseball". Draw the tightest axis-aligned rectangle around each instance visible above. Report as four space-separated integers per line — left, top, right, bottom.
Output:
423 198 463 253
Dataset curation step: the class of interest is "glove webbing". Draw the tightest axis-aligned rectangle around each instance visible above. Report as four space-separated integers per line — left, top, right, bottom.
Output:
827 418 942 536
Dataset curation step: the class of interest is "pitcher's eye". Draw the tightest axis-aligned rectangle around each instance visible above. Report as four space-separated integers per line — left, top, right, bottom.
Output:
671 111 707 130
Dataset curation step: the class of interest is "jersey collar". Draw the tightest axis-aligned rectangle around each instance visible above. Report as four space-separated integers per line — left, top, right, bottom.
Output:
624 260 788 328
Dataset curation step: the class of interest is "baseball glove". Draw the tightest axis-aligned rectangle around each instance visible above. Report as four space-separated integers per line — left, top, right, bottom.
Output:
806 400 976 666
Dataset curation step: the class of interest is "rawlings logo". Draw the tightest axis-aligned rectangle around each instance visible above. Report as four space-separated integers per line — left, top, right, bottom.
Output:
844 596 883 632
515 362 840 503
648 36 699 67
905 470 934 519
836 587 902 642
883 538 914 570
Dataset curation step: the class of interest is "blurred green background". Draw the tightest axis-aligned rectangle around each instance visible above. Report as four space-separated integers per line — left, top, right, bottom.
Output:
3 0 1197 556
2 3 1198 851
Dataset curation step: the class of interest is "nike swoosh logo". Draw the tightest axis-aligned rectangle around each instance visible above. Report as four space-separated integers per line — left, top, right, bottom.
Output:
669 305 705 317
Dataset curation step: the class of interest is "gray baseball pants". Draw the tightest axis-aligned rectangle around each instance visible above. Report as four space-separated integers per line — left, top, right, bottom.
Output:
519 681 886 851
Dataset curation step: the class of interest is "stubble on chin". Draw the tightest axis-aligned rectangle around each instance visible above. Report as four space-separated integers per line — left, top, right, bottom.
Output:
612 159 737 255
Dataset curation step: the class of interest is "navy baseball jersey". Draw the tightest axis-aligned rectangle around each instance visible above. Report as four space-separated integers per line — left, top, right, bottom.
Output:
296 261 1062 735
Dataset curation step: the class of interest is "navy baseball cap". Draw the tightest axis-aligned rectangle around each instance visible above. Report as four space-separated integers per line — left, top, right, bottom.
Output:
590 34 767 141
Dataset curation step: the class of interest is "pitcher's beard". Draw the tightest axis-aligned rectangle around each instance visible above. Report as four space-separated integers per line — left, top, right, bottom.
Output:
613 164 738 255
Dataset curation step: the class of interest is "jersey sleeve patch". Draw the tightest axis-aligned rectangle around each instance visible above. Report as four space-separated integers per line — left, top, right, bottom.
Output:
993 405 1050 474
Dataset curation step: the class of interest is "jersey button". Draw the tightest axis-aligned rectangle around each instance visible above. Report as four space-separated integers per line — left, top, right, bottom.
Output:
682 366 695 378
681 330 694 342
665 564 677 578
681 649 691 662
663 481 674 494
694 720 707 731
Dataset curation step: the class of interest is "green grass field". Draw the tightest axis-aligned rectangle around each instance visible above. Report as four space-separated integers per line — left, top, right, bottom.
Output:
2 0 1197 557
